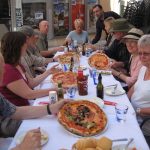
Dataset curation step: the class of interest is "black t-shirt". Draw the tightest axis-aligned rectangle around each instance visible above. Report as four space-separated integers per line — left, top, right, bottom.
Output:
92 11 121 44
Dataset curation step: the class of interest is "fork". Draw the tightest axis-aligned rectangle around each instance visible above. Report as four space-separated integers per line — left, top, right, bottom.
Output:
124 138 134 150
112 84 117 94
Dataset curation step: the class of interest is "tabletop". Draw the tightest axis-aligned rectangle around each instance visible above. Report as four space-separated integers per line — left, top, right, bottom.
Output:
9 53 149 150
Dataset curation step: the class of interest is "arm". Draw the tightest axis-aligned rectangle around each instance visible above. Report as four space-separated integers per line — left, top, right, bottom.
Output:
127 85 134 99
11 100 69 120
7 79 56 100
92 20 103 44
27 65 59 88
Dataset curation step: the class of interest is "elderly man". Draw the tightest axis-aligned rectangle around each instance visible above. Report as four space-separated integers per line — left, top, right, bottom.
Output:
20 26 54 77
36 20 64 58
104 18 132 73
92 4 121 44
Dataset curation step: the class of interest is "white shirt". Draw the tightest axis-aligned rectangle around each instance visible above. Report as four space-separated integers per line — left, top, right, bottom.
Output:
131 66 150 110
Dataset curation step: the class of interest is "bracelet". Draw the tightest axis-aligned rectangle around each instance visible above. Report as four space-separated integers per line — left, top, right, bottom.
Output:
47 104 52 115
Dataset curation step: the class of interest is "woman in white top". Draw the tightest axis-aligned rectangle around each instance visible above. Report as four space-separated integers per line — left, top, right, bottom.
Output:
128 35 150 122
64 18 88 45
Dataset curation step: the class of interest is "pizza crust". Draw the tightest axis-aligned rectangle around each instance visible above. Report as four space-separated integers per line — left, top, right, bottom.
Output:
51 72 77 88
58 100 107 137
88 53 109 70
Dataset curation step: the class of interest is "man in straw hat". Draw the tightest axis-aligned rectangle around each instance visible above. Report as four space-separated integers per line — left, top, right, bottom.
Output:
104 18 134 73
110 28 144 90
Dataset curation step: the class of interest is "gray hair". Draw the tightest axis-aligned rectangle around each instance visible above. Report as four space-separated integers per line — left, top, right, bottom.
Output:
138 34 150 47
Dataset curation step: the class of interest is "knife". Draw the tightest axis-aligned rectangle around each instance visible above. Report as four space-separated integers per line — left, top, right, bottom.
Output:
104 100 117 106
112 138 128 142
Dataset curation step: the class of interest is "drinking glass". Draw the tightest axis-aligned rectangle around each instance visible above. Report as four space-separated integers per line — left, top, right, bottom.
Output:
115 104 128 122
66 87 77 99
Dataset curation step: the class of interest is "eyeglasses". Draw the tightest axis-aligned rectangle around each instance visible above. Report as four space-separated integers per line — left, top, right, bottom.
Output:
138 52 150 57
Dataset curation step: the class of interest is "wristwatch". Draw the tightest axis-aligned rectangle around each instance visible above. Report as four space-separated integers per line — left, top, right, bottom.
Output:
136 107 141 114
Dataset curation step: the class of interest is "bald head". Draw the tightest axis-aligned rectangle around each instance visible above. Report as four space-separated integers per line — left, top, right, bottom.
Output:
39 20 49 34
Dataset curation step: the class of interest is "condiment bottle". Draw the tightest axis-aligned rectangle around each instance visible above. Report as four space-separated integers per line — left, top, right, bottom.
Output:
69 57 74 71
57 81 64 100
77 68 88 95
96 73 104 99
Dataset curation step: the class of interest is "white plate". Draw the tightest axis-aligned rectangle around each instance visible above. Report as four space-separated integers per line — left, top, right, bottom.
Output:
105 87 125 96
15 129 49 146
112 144 136 150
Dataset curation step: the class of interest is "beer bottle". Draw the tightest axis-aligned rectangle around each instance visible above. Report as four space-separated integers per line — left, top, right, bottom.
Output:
96 73 104 99
69 57 74 71
82 43 85 56
66 41 69 52
57 81 64 100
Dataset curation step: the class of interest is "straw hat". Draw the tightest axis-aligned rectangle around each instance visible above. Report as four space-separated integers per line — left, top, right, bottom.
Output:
123 28 144 40
109 18 133 33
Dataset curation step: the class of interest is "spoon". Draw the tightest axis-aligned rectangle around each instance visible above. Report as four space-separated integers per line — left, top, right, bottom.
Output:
124 138 134 150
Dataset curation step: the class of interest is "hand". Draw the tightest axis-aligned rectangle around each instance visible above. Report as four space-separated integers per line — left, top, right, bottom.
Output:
65 38 72 45
46 64 61 74
18 128 41 150
110 68 119 77
49 99 70 114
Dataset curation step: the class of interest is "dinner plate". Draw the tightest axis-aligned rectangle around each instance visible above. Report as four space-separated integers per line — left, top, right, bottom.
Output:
15 129 49 146
105 87 125 96
112 144 136 150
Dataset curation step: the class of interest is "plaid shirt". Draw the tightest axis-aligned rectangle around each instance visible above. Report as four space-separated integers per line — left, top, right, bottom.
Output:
0 93 16 117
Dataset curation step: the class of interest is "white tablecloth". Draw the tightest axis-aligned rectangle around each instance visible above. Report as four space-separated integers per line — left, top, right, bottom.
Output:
9 55 149 150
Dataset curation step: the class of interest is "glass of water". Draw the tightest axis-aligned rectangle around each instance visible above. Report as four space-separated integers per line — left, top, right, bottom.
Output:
66 86 77 99
115 104 128 123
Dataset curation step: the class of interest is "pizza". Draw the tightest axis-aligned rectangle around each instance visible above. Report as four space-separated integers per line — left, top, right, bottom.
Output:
88 53 109 70
51 71 77 88
58 100 107 137
58 52 79 64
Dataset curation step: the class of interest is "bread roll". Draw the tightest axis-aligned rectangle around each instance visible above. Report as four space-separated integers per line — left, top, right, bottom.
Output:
74 138 97 150
97 137 112 150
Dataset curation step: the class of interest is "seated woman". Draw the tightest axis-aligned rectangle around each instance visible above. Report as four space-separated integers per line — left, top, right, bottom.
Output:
111 28 143 89
128 34 150 123
0 32 58 106
64 18 88 45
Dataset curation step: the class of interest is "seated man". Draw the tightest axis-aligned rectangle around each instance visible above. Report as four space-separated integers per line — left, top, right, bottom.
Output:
104 18 133 73
36 20 64 58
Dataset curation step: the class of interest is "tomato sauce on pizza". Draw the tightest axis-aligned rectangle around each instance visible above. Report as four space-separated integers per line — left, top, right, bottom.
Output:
51 72 77 88
58 100 107 136
88 53 109 70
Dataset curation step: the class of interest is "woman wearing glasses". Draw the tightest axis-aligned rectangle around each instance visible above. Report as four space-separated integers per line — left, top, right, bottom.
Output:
128 34 150 122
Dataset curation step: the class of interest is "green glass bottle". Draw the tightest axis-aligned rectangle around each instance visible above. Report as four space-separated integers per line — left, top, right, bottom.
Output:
96 73 104 99
57 81 64 100
69 57 74 71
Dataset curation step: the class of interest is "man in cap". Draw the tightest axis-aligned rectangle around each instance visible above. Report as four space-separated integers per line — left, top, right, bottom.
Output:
92 4 121 44
104 18 133 73
36 20 64 58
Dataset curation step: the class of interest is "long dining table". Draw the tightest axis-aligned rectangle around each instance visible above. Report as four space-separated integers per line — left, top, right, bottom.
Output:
9 52 149 150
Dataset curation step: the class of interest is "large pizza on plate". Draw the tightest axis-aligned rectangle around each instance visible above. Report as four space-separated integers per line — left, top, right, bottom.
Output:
58 52 79 64
51 71 77 88
58 100 107 137
88 53 109 70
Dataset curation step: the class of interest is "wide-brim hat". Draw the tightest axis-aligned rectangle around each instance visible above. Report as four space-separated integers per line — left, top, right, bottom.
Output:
109 18 134 33
19 25 36 37
123 28 144 40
